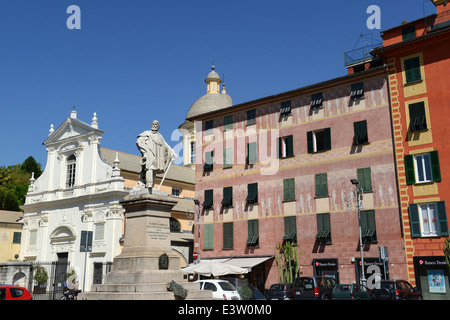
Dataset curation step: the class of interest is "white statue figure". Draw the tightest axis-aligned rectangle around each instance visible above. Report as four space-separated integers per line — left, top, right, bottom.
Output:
135 120 177 190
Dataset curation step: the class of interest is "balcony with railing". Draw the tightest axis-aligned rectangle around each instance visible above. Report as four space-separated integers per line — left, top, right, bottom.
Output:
343 34 382 67
425 9 450 32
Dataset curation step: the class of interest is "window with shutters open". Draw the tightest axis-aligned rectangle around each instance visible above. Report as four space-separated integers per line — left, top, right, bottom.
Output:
277 135 294 159
408 201 449 237
307 128 331 153
405 151 441 185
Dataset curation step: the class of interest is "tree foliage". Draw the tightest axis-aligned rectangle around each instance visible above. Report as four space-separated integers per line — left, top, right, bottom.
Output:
0 156 42 211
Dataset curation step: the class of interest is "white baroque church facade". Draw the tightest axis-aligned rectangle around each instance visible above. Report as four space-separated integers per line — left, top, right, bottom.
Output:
19 110 128 291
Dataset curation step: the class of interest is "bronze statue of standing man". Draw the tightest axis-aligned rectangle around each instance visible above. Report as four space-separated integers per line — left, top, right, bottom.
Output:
135 120 177 190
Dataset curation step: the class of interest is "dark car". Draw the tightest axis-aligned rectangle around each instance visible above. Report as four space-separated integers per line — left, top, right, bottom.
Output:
331 284 372 300
0 285 32 300
293 276 337 300
266 283 294 300
371 280 422 300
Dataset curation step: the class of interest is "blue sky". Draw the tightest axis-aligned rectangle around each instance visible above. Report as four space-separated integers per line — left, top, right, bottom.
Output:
0 0 433 168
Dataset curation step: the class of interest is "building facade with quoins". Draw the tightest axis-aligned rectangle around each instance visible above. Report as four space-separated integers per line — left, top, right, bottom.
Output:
373 0 450 300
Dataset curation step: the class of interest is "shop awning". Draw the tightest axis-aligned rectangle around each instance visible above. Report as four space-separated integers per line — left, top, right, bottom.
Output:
221 256 274 272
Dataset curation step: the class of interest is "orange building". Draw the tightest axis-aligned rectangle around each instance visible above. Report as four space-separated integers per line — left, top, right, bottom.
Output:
373 0 450 299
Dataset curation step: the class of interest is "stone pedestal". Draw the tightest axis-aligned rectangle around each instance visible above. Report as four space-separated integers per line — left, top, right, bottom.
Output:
80 191 211 300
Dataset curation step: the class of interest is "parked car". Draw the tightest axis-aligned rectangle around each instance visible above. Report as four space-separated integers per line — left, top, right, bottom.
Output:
331 284 372 300
371 280 423 300
0 285 32 300
223 277 266 300
293 276 337 300
266 283 294 300
195 279 241 300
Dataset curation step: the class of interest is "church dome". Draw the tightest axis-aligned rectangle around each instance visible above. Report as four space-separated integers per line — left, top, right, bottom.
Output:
185 65 233 120
186 93 233 119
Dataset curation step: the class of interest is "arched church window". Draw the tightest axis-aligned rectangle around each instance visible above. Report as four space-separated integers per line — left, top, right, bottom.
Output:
66 154 76 188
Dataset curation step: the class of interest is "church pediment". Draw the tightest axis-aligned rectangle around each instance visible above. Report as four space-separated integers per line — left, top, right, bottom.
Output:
43 116 104 147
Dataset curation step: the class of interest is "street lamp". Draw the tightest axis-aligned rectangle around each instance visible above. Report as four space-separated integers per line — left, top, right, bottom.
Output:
344 178 366 285
193 199 201 263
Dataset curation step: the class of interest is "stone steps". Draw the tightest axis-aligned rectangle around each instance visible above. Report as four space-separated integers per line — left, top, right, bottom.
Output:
81 281 212 300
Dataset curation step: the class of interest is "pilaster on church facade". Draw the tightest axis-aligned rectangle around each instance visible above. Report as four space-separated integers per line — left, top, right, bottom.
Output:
20 110 128 291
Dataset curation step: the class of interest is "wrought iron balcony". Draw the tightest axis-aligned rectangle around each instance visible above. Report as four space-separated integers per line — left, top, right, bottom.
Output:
343 34 382 67
425 10 450 32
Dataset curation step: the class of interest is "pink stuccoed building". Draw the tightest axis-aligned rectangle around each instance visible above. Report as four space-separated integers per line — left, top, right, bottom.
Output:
183 63 408 292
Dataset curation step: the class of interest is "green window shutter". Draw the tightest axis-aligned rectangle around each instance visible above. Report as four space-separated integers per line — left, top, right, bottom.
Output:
204 224 213 250
436 201 449 236
247 220 259 246
246 183 258 204
283 178 295 201
315 173 328 197
224 148 232 168
404 155 416 185
247 142 257 165
324 128 331 151
224 115 233 131
222 187 233 208
307 131 314 154
13 232 21 244
202 189 213 209
286 135 294 157
408 102 427 131
315 213 331 243
357 168 372 192
404 57 421 83
223 222 233 249
429 151 441 182
408 203 421 237
360 210 376 243
283 216 297 244
203 151 214 171
277 137 282 159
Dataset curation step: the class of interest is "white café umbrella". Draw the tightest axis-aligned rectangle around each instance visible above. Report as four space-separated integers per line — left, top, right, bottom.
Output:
182 260 248 277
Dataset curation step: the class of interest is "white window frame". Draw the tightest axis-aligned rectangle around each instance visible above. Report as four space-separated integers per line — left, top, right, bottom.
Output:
66 154 76 189
414 153 432 183
419 203 438 237
190 141 196 164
